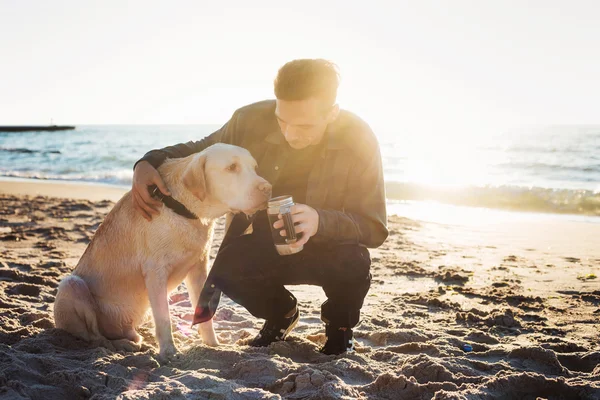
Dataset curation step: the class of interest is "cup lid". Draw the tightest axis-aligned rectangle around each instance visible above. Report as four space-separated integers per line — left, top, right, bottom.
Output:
268 195 294 208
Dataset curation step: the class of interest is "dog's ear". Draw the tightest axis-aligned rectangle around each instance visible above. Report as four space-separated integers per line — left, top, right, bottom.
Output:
183 154 207 201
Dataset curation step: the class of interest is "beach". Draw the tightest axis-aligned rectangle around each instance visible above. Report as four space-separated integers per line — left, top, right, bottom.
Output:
3 0 600 397
1 181 599 399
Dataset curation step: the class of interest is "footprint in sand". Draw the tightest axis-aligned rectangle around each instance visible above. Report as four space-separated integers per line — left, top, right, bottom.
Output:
540 339 589 353
557 352 600 373
34 242 58 250
7 283 42 297
0 267 21 281
38 260 66 268
2 262 32 272
0 233 28 242
0 266 59 288
434 267 471 285
464 330 500 345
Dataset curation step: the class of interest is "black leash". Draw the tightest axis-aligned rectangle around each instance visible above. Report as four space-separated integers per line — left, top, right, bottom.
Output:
148 185 198 220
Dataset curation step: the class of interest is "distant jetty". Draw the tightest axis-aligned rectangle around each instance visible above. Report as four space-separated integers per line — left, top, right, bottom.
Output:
0 125 75 132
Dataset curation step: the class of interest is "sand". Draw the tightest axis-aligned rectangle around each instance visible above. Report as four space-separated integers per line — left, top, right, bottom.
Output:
0 181 599 399
0 179 127 202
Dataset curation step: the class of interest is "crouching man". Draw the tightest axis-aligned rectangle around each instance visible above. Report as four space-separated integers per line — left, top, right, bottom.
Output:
132 59 388 354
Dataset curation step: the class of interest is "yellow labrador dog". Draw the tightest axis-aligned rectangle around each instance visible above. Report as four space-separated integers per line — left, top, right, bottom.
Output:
54 143 271 361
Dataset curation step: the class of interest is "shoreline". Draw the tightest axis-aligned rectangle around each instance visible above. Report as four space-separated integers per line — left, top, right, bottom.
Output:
2 177 600 225
3 176 600 262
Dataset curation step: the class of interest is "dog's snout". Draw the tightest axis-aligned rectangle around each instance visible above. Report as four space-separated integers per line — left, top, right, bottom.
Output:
258 181 272 195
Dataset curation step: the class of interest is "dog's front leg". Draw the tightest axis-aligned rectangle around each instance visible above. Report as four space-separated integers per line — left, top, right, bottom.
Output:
144 269 177 362
185 257 219 346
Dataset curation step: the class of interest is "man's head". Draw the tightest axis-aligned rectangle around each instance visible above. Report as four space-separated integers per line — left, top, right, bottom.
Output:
274 59 340 150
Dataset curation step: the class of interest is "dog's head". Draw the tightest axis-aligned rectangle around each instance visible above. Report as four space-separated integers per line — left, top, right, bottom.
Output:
183 143 271 214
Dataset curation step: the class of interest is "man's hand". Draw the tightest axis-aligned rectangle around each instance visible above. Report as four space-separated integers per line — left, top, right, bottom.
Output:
132 161 171 221
273 204 319 248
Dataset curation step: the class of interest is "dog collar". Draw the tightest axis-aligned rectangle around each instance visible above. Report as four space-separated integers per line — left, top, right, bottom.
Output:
148 185 199 220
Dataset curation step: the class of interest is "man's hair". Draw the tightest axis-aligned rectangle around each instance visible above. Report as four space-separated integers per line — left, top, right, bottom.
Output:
274 59 340 106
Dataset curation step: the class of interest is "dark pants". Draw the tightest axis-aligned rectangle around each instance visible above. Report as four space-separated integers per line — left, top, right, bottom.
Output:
206 211 372 328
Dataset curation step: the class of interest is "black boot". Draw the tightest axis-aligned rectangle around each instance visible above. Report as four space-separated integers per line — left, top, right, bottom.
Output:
319 325 355 355
248 308 300 347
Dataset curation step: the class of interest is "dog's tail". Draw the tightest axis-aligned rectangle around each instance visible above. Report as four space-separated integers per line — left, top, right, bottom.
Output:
54 275 101 341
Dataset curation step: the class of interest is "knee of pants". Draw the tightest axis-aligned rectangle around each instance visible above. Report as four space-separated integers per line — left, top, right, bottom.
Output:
210 248 235 278
210 240 255 283
336 246 372 285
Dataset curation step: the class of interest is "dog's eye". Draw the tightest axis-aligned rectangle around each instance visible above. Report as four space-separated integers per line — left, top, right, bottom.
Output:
227 163 238 173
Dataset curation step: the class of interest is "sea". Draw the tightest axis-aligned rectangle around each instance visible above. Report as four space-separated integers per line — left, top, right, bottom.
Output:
1 125 599 224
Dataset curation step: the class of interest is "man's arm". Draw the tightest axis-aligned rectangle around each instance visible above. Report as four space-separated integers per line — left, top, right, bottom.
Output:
315 144 389 248
131 109 242 220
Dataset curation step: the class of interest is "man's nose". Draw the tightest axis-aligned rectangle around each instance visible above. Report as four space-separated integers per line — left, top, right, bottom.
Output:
284 126 300 140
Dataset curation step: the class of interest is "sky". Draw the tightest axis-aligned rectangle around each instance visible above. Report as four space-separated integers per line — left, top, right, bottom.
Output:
1 0 599 136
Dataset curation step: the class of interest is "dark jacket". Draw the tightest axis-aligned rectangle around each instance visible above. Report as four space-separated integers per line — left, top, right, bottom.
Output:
136 100 388 248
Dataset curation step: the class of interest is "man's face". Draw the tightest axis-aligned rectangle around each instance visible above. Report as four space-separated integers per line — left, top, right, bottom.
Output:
275 97 338 150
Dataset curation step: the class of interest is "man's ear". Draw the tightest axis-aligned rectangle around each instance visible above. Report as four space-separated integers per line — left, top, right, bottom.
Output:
327 103 340 123
183 154 207 201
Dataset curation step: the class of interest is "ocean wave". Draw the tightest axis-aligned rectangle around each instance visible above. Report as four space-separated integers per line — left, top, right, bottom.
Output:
496 162 600 174
490 145 582 154
385 182 600 216
0 147 61 154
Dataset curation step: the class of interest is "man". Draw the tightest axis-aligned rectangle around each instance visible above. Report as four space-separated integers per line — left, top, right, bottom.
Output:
132 59 388 355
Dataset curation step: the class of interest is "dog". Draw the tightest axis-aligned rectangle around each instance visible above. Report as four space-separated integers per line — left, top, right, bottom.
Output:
53 143 271 361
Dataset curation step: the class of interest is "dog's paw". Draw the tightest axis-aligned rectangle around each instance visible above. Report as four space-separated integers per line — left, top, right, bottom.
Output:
92 337 141 353
93 338 116 351
203 336 219 347
198 324 219 347
111 338 142 352
125 329 142 344
157 343 179 364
